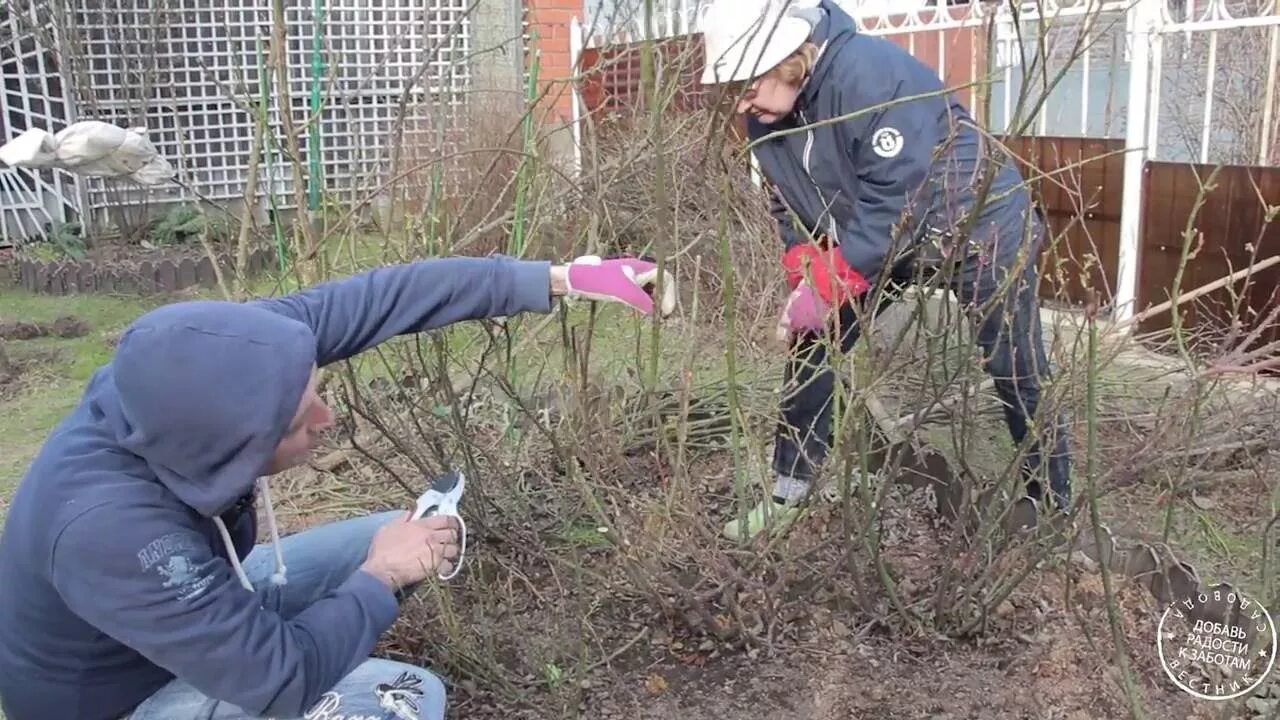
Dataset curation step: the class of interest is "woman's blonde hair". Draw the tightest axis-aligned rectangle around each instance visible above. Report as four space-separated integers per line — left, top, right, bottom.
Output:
766 41 818 86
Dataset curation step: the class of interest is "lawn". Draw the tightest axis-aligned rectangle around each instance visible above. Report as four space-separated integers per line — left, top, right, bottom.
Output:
0 237 384 519
0 287 188 520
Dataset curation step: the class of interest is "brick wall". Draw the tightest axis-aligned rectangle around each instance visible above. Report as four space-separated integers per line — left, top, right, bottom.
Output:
523 0 579 125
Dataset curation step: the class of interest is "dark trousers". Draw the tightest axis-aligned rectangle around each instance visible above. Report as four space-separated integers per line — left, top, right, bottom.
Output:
771 240 1073 511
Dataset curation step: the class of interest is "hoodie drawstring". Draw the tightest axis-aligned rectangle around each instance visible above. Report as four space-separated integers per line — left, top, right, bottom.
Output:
212 477 288 593
257 478 288 585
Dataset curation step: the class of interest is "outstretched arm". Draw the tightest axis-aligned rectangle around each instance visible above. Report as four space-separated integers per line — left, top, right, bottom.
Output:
251 256 564 367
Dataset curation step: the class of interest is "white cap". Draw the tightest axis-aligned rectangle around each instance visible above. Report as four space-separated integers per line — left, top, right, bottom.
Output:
698 0 815 85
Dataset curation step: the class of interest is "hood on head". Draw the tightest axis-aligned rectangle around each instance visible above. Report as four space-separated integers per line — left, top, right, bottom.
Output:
104 300 316 517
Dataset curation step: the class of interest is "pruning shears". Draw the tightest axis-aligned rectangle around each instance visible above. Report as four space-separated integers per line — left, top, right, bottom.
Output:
410 470 466 581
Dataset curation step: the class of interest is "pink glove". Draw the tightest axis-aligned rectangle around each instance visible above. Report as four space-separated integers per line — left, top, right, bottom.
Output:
564 255 676 316
775 284 830 343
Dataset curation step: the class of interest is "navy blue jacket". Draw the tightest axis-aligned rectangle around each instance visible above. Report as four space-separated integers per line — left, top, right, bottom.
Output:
747 0 1038 285
0 256 554 720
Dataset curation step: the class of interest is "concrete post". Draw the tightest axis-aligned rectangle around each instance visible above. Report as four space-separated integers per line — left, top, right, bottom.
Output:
471 0 527 102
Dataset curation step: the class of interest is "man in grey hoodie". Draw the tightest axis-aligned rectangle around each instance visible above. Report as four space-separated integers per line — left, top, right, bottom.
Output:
0 254 672 720
700 0 1073 540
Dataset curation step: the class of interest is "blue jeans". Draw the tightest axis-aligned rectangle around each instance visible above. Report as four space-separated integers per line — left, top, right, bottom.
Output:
127 511 448 720
772 236 1073 511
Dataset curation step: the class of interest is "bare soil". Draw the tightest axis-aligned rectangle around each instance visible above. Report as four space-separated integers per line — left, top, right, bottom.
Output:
11 238 227 274
0 313 86 402
0 349 61 402
0 316 89 341
266 449 1264 720
382 556 1221 720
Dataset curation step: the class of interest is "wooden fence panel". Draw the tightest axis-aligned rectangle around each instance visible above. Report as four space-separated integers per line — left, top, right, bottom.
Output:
1138 162 1280 359
870 21 988 122
999 135 1124 307
579 25 985 130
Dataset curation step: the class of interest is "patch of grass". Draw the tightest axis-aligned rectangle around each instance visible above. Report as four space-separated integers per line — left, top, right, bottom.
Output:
557 522 613 549
0 287 190 519
1169 503 1269 598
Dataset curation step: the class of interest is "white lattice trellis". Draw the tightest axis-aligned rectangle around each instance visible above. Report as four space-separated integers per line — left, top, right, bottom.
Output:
71 0 471 210
1 0 474 243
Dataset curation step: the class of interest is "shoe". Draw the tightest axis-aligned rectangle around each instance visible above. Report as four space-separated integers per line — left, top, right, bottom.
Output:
722 497 804 541
1007 495 1039 532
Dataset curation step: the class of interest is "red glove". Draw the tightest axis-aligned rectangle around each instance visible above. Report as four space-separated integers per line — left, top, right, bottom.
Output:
781 239 870 305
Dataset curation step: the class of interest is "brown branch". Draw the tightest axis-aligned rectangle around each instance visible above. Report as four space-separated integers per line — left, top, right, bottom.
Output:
1116 255 1280 331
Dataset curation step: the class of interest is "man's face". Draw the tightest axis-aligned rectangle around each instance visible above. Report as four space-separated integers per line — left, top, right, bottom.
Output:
264 366 334 475
735 74 800 124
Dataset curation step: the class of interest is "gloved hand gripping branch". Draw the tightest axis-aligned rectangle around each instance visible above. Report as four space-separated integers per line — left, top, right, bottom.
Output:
775 238 871 341
410 471 467 581
563 255 677 317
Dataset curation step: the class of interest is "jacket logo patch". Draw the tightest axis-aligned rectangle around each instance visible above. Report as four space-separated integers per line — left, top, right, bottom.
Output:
375 672 426 720
139 533 215 601
155 555 215 601
137 532 196 571
872 127 904 158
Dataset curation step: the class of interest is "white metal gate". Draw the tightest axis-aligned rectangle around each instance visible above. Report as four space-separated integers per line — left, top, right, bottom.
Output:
0 1 80 247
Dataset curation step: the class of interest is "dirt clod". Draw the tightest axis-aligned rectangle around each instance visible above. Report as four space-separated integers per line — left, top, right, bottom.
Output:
0 321 45 341
0 349 60 401
51 316 89 338
0 315 89 340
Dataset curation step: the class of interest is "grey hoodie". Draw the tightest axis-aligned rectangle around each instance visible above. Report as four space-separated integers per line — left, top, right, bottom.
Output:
747 0 1038 285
